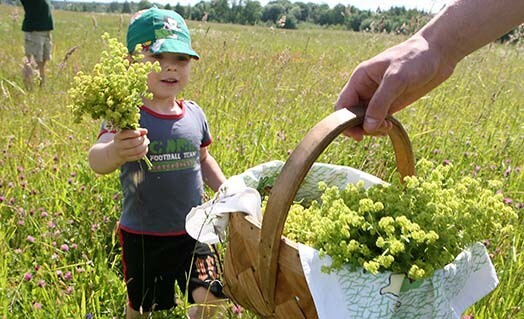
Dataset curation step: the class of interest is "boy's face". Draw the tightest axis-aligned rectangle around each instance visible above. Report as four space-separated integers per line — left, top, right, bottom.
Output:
143 52 191 100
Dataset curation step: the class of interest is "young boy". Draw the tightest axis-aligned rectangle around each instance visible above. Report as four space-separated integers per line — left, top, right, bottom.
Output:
88 8 227 319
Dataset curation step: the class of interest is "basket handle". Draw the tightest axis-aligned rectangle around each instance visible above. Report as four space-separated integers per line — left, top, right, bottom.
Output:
257 106 415 310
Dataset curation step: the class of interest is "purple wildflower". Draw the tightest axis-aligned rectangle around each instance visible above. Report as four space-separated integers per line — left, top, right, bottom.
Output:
24 272 32 281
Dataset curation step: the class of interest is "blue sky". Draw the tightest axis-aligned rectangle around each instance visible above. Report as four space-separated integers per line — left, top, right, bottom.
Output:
80 0 449 13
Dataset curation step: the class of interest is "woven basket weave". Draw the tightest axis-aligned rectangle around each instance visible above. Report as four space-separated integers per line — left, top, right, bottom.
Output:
223 107 415 318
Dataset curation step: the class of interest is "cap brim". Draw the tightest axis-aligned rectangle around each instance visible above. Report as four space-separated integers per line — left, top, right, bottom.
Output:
149 38 200 60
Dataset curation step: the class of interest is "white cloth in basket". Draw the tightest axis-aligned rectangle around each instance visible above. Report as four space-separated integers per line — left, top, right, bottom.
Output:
185 175 261 244
299 242 498 319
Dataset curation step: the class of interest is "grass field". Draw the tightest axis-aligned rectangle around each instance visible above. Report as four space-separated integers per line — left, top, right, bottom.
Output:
0 5 523 318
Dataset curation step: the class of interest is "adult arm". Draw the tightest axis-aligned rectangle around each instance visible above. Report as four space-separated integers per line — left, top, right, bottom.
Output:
200 147 226 192
88 128 149 174
335 0 524 140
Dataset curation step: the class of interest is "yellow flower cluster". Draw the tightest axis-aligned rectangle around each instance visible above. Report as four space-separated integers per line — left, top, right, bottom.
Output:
68 33 160 130
281 159 518 280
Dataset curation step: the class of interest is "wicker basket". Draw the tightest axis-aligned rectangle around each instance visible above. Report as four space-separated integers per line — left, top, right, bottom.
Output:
223 107 415 319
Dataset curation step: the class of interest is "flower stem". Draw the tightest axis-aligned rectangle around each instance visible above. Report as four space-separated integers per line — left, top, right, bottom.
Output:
142 156 153 170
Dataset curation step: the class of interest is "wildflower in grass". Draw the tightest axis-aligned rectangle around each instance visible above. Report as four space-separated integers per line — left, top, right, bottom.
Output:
232 304 244 315
24 272 32 281
65 286 74 294
503 198 513 205
0 196 4 202
37 280 46 287
56 270 63 277
40 211 49 218
14 248 22 254
64 271 72 281
60 244 69 252
71 243 78 249
443 159 451 165
86 314 94 319
33 302 42 310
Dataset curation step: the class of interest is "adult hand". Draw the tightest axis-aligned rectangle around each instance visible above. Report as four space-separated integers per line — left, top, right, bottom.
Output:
334 34 456 141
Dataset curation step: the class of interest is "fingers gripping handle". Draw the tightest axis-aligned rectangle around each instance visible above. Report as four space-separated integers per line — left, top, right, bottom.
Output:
257 106 415 311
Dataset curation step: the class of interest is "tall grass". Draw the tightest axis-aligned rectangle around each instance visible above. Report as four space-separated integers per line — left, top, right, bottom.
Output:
0 4 522 318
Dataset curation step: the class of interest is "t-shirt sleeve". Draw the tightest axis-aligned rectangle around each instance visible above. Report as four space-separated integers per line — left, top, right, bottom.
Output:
97 121 117 139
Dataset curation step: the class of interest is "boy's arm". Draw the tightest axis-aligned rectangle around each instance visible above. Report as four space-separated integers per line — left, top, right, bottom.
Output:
200 147 226 192
88 128 149 175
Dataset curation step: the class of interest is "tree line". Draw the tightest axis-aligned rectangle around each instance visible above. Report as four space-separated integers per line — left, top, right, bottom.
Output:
49 0 433 34
4 0 518 39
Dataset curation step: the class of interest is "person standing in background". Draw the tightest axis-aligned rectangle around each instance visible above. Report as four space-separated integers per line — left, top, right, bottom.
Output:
20 0 54 88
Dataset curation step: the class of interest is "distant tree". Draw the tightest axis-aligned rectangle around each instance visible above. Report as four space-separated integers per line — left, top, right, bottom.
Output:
164 4 172 10
210 0 230 22
329 4 346 25
174 3 186 17
138 0 153 10
122 1 131 13
242 0 262 25
262 3 285 22
283 13 297 29
191 1 211 21
108 1 119 12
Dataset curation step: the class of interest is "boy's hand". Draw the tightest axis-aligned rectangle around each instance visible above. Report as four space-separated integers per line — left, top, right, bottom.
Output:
112 128 149 164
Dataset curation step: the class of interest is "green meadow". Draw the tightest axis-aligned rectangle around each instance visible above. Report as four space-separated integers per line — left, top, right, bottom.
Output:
0 4 522 318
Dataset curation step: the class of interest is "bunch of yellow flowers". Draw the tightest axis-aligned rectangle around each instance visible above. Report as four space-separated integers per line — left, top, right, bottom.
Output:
69 33 159 131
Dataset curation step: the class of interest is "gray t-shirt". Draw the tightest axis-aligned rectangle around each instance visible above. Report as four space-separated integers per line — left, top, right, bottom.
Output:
116 100 211 235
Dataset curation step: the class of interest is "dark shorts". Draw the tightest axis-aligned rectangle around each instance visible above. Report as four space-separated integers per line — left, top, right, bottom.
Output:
118 227 225 312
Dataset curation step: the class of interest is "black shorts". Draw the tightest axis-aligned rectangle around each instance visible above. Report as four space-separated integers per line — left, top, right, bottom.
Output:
118 227 225 312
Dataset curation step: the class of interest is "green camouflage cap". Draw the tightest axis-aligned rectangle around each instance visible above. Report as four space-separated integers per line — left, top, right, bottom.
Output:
126 7 199 59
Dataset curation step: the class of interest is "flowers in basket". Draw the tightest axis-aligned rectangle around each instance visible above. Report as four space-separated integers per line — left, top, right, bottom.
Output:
277 159 517 280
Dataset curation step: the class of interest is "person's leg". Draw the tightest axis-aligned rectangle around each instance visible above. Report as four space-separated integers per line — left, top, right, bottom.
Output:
38 31 52 87
23 55 35 90
186 241 228 319
23 32 38 89
126 302 151 319
189 286 227 319
118 228 176 318
36 60 46 87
